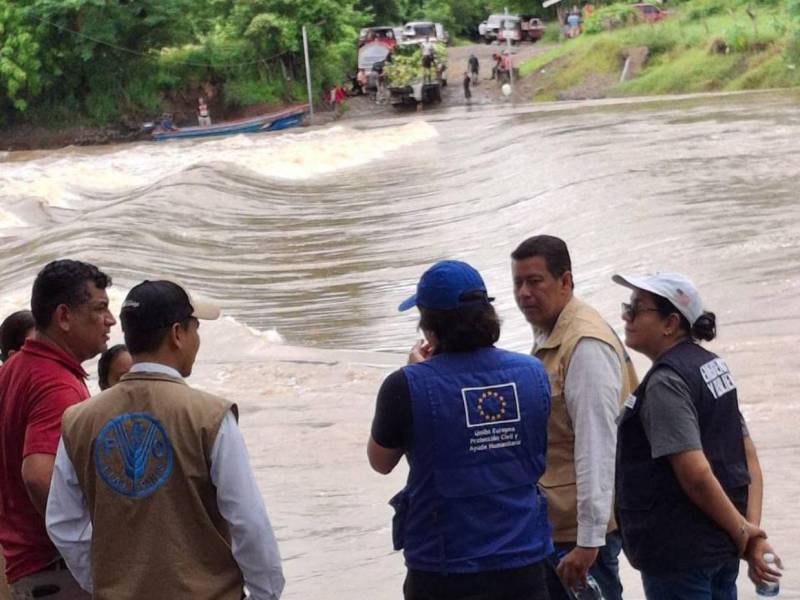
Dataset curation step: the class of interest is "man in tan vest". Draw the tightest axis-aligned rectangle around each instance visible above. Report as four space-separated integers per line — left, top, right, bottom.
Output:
511 236 637 600
45 280 284 600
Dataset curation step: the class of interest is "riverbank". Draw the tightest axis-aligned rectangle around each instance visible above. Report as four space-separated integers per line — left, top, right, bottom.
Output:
3 0 800 152
518 0 800 101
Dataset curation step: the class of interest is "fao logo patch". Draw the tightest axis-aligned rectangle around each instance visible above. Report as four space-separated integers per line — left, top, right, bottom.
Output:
94 412 173 498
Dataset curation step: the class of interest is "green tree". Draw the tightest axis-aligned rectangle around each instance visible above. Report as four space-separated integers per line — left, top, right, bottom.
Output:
0 2 43 116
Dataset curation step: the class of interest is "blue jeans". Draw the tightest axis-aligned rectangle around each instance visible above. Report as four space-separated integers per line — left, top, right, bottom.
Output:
642 558 739 600
546 531 624 600
591 530 623 600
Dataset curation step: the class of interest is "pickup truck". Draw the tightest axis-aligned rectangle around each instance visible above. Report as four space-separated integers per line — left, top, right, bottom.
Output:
385 42 448 107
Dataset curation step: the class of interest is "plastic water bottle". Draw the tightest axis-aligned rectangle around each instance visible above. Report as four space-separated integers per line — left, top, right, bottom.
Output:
571 574 604 600
755 553 780 596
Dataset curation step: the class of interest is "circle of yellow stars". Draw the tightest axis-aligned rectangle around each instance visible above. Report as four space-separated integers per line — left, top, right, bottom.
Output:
477 390 507 422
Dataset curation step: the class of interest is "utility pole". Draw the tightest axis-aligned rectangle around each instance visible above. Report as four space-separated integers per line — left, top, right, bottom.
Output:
505 6 514 90
302 25 314 118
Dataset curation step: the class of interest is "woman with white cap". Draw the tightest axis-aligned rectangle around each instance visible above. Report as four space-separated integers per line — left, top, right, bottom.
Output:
612 272 782 599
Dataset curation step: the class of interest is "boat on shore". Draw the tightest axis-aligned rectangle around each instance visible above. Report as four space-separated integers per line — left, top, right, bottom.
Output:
152 105 308 142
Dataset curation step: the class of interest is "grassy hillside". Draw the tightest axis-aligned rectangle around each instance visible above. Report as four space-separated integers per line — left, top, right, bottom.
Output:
519 0 800 100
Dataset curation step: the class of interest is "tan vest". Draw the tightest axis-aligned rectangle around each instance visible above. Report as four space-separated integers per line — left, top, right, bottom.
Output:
61 372 243 600
534 297 638 543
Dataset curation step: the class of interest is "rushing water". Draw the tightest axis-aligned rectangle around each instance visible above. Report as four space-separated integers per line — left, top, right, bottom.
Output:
1 90 799 599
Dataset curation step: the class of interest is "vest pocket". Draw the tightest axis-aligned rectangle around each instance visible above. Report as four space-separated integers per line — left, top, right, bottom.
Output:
390 488 409 550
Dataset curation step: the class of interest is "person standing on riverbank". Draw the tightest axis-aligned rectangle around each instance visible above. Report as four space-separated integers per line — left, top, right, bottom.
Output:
612 272 782 599
368 260 553 600
463 71 472 101
0 260 114 599
468 54 479 85
198 97 212 126
421 37 435 83
46 280 284 600
511 236 637 600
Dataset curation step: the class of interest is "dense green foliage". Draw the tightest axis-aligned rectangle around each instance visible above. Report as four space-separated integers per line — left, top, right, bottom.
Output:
0 0 568 127
0 0 368 126
583 4 640 34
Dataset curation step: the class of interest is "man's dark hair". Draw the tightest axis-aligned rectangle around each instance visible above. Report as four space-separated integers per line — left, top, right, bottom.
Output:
419 294 501 353
511 235 572 279
0 309 35 362
124 317 193 355
97 344 128 390
511 235 574 290
31 260 111 330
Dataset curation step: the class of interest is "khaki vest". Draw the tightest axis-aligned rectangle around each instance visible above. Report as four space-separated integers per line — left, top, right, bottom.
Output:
533 297 638 543
61 372 243 600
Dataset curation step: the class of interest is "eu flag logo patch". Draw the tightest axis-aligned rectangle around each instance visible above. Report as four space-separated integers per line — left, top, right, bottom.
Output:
462 383 521 428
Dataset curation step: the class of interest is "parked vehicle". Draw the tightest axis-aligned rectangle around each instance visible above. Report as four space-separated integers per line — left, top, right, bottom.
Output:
497 16 522 44
478 14 506 43
402 21 449 44
521 16 547 42
633 3 668 22
385 42 448 108
357 42 392 92
496 15 547 44
358 26 398 49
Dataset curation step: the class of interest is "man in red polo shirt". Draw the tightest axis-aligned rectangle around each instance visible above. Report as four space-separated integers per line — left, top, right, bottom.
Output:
0 259 114 599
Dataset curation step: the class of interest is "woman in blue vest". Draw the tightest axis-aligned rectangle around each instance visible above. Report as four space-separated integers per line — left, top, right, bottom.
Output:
612 272 782 599
368 260 553 600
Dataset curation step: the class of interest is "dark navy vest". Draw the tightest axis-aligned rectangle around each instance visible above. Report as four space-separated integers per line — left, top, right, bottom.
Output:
392 347 553 574
615 340 750 574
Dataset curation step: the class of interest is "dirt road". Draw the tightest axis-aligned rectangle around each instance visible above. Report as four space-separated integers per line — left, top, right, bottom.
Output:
442 42 554 106
340 41 555 119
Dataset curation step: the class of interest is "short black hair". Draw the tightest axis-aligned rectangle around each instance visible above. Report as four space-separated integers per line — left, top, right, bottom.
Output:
31 260 111 330
651 293 717 342
97 344 128 390
511 235 572 280
124 317 193 355
0 310 35 362
419 295 501 353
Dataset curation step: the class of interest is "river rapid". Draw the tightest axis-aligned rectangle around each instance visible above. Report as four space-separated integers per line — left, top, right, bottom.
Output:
1 90 799 599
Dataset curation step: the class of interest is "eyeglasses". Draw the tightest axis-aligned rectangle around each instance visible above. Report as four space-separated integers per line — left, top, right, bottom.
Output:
621 302 661 320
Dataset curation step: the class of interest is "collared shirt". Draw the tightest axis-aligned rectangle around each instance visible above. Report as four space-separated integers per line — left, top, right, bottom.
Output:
535 331 622 548
46 362 285 599
0 338 89 583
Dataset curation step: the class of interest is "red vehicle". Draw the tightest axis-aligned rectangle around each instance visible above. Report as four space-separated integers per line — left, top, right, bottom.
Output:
633 3 668 22
497 15 547 44
358 26 398 49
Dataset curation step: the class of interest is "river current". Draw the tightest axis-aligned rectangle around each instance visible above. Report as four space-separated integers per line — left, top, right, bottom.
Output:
1 90 799 598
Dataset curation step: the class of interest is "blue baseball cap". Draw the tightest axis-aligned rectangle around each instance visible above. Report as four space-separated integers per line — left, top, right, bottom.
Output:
398 260 493 312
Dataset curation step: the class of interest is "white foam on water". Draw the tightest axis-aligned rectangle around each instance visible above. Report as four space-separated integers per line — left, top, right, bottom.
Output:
0 207 26 229
233 121 439 180
0 121 439 210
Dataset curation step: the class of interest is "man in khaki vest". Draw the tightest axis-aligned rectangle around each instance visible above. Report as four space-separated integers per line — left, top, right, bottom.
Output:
45 280 284 600
511 236 637 600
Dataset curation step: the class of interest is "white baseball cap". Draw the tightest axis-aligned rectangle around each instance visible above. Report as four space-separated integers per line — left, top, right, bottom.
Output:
612 272 703 325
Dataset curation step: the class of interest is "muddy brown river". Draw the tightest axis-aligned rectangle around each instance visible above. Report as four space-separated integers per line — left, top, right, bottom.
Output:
1 90 799 598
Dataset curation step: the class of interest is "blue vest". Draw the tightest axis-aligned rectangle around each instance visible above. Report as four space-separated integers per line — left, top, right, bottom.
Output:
615 340 750 574
392 347 553 573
